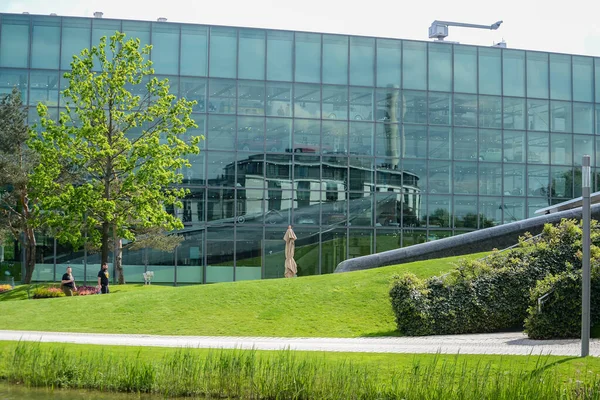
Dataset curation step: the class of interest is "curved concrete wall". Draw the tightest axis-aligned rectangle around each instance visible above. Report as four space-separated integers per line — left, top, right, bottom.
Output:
334 204 600 273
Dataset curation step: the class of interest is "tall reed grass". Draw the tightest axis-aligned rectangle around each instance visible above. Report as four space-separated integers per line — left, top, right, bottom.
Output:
1 342 599 399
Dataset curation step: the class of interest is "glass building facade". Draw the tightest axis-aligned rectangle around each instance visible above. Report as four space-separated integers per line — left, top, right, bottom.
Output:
1 13 600 284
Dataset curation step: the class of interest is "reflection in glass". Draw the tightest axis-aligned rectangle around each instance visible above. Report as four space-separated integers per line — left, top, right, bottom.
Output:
177 231 204 283
403 230 427 247
293 119 320 153
349 123 374 156
573 103 593 134
503 164 525 196
528 198 550 218
321 228 347 274
266 118 292 153
207 115 236 151
180 77 207 112
181 188 205 225
574 135 593 166
454 45 477 93
427 196 451 228
454 162 477 195
429 92 451 125
454 94 477 127
403 41 426 90
453 196 478 229
206 227 234 283
151 23 179 75
295 33 321 83
350 37 374 86
478 48 501 95
207 152 235 186
350 87 374 121
550 133 572 165
479 163 502 195
403 125 427 159
428 161 450 194
550 101 572 132
375 123 400 159
29 71 60 107
551 166 573 198
527 51 549 99
403 91 427 124
550 54 571 100
376 88 401 122
181 25 208 76
61 18 91 70
528 165 550 197
0 69 28 102
402 161 425 222
528 132 550 164
294 84 321 119
375 229 402 253
238 81 265 116
503 97 525 130
596 61 600 105
349 196 374 226
208 79 236 113
239 29 265 80
573 56 593 102
503 131 525 163
479 95 502 129
237 116 265 152
428 43 452 92
322 86 348 120
210 27 237 79
479 197 501 226
322 121 348 154
376 39 401 87
429 127 451 160
349 157 374 191
1 15 29 68
31 16 60 69
182 152 205 184
266 82 292 117
348 230 373 257
503 50 525 97
479 129 502 161
91 20 121 70
323 35 348 84
527 99 549 131
267 31 293 81
235 227 262 281
264 189 292 226
237 184 265 221
502 198 525 224
453 127 477 161
295 228 321 276
207 188 235 222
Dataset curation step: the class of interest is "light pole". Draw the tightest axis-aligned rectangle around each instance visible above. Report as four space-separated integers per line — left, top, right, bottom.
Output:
581 155 591 357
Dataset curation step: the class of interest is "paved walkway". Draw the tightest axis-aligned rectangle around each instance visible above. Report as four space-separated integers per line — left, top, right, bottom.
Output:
1 330 599 356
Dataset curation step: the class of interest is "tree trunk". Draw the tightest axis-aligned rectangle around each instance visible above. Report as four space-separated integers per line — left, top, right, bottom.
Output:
23 227 36 284
101 221 110 264
114 228 124 284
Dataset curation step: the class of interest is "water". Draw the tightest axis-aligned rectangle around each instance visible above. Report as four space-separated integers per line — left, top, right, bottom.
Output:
0 382 162 400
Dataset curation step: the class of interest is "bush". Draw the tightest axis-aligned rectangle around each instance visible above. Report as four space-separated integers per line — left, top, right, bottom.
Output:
32 286 65 299
390 219 600 337
0 284 12 293
524 267 600 339
75 286 99 296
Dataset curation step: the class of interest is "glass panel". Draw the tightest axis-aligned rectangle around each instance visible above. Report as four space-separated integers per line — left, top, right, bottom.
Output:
403 160 427 197
237 116 265 153
31 16 60 69
0 15 29 68
454 162 477 195
403 125 427 159
181 25 208 76
502 198 525 224
209 27 237 79
428 92 451 125
321 228 347 274
573 56 593 102
597 105 600 134
428 161 450 194
573 103 593 134
375 187 401 227
402 90 427 124
375 123 401 159
29 71 60 107
453 196 478 228
181 188 206 224
349 157 374 192
479 164 502 195
207 115 236 151
182 150 205 184
207 227 234 283
376 38 401 88
235 227 262 281
295 33 321 83
348 195 374 227
550 54 571 100
596 58 600 103
402 41 426 90
350 37 374 86
479 197 502 227
453 127 477 161
122 20 151 49
349 87 373 121
527 52 549 99
503 130 525 163
527 99 549 131
454 45 477 94
91 20 121 71
503 97 525 130
323 35 348 85
429 126 451 160
427 196 451 228
347 230 373 257
267 31 292 81
177 231 204 284
551 166 573 198
208 79 236 114
478 95 502 129
0 69 28 103
375 229 401 252
238 80 265 116
239 29 265 80
293 119 320 153
322 85 348 120
266 82 291 117
294 83 321 119
453 93 477 127
61 18 91 70
322 121 348 154
527 198 550 217
504 164 525 196
151 23 179 75
237 154 265 190
550 101 572 133
207 152 236 187
180 77 207 113
503 49 525 97
403 230 427 246
479 129 502 162
478 48 501 95
528 132 550 164
551 133 572 165
428 43 452 92
266 118 292 153
349 122 374 156
574 135 593 167
376 88 401 122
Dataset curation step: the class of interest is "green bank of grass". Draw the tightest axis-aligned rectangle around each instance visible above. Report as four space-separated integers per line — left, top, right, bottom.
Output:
0 253 487 337
0 342 599 399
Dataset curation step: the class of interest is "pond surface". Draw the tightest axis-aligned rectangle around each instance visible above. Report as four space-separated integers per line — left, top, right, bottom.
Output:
0 382 163 399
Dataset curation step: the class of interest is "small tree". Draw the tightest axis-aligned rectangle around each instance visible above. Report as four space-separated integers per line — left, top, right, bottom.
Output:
30 32 201 283
0 88 38 283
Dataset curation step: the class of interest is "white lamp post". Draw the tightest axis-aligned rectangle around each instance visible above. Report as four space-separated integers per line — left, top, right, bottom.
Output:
582 155 591 357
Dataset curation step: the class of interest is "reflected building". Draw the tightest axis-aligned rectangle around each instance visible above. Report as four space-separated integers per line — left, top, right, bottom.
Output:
1 12 599 283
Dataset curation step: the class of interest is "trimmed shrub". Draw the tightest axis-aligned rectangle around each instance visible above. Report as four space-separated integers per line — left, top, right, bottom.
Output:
0 284 12 293
32 286 65 299
75 285 99 296
390 219 600 337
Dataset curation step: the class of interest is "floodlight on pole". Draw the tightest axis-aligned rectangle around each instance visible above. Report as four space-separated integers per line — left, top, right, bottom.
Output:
581 155 591 357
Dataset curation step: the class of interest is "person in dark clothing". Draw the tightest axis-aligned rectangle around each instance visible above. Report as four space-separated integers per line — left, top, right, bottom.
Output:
61 266 77 296
97 263 110 294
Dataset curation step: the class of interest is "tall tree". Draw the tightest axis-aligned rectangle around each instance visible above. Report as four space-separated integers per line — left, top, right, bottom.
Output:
30 32 201 283
0 88 38 283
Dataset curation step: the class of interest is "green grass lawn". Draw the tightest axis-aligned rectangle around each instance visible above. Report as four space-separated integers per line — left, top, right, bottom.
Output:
0 253 487 337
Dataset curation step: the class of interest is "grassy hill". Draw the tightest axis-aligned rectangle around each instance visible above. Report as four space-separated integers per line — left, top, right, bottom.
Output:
0 253 487 337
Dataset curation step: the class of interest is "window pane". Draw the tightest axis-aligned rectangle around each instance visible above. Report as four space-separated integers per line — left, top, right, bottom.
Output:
597 105 600 134
349 122 373 155
502 198 525 223
429 126 451 160
428 43 452 92
239 29 265 80
596 59 600 103
551 166 573 198
504 130 525 163
266 118 291 153
349 87 373 121
0 15 29 68
322 85 348 120
404 125 427 158
550 101 572 133
151 23 179 75
376 38 401 88
479 164 502 195
295 33 321 83
453 127 477 161
237 116 265 153
210 27 237 79
29 71 59 107
503 97 525 130
527 165 549 197
479 196 502 225
122 21 150 57
181 25 208 76
427 196 451 227
403 91 427 124
403 41 426 90
454 163 478 195
61 18 91 70
527 99 549 131
180 77 207 112
527 52 548 99
479 48 501 95
293 119 320 153
550 54 571 100
207 115 236 151
267 31 292 81
428 162 450 194
479 129 502 162
528 132 549 164
31 16 60 69
323 35 348 85
91 20 121 71
0 69 28 103
376 88 401 122
375 123 400 158
479 95 502 129
454 45 477 94
208 79 236 114
350 37 374 86
574 135 593 166
503 49 525 97
322 121 348 154
294 83 320 119
266 82 291 117
573 56 593 102
551 133 572 165
504 164 525 196
454 93 477 127
238 80 265 116
429 92 451 125
573 113 594 148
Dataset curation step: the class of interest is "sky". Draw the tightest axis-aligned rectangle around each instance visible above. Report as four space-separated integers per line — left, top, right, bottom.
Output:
1 0 599 57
